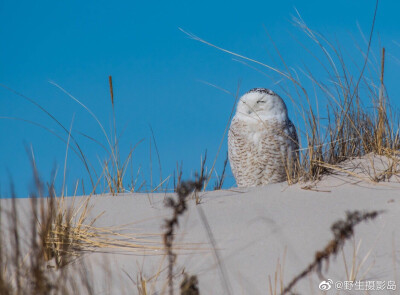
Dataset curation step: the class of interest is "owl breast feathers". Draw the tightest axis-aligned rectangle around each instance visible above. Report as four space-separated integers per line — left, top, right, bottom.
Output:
228 88 299 187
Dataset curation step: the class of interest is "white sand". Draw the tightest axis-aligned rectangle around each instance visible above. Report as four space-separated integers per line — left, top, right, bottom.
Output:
2 156 400 294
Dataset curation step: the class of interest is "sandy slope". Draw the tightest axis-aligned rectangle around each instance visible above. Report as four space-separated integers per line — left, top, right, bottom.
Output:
2 158 400 294
77 178 400 295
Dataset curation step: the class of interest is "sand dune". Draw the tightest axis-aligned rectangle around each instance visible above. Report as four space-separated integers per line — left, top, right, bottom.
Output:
2 155 400 294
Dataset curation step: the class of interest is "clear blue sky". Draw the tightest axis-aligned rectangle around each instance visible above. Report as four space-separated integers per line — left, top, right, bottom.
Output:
1 0 400 197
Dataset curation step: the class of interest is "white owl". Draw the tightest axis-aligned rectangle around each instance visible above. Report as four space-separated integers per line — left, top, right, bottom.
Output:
228 88 299 187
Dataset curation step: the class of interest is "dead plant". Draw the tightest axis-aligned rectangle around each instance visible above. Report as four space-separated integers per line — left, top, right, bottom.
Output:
163 176 204 295
281 210 383 295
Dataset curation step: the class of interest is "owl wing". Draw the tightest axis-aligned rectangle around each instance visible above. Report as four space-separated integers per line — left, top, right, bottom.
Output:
228 118 255 187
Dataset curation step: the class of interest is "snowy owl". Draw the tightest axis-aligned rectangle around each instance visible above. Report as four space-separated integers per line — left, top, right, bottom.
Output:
228 88 299 187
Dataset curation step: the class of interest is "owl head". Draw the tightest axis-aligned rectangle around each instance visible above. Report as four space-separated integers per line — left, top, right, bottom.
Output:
235 88 288 122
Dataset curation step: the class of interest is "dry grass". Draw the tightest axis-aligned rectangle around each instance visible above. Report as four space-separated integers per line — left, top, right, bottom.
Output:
268 249 287 295
0 183 94 294
180 0 400 186
51 77 173 195
342 238 376 283
95 76 144 195
30 170 163 270
0 161 178 295
213 152 229 190
298 39 400 183
30 159 94 269
123 269 150 295
290 41 400 184
136 275 149 295
172 150 229 201
1 78 147 196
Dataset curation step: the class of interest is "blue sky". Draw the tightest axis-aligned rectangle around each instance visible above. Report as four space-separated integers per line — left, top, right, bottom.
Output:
1 0 400 197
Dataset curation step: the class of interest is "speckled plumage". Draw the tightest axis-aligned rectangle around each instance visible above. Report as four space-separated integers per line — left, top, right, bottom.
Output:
228 88 299 187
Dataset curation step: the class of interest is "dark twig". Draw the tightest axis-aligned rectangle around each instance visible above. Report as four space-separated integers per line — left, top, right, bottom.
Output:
163 176 204 295
180 274 200 295
281 210 383 295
